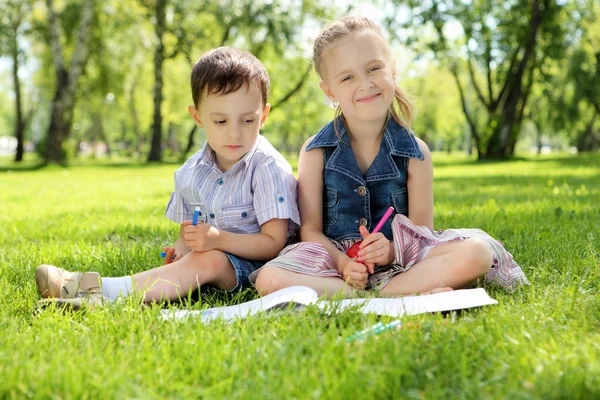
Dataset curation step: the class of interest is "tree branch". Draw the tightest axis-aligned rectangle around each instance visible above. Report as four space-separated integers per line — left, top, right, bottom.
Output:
67 0 95 87
45 0 65 74
451 66 481 149
270 62 312 111
467 55 491 110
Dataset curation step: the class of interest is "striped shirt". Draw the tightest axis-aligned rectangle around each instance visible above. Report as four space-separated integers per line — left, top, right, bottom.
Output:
165 135 300 238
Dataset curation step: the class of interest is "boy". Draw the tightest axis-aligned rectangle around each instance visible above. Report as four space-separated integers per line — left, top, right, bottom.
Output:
36 47 300 308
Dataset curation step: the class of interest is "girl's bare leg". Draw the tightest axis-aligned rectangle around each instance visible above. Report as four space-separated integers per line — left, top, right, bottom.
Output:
255 266 355 297
381 238 493 296
133 250 237 302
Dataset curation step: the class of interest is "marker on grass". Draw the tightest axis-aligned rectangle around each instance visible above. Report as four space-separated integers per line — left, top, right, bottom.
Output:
161 207 201 259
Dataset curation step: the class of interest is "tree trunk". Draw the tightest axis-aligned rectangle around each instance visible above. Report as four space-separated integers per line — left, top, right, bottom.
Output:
147 0 166 162
44 0 95 164
181 124 197 162
484 0 545 159
11 34 25 163
576 111 597 152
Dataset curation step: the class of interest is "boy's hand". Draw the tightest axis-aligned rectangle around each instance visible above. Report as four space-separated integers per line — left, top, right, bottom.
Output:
182 220 220 252
340 258 369 289
356 226 394 272
162 246 183 265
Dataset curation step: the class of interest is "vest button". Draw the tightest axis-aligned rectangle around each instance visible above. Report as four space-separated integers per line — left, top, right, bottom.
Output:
359 218 368 227
357 186 367 197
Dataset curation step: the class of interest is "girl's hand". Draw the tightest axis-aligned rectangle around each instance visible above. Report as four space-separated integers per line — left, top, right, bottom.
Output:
182 220 220 252
356 226 394 272
340 258 369 289
162 246 183 265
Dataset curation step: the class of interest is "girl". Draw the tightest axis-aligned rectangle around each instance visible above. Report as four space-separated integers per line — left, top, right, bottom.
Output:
251 17 528 297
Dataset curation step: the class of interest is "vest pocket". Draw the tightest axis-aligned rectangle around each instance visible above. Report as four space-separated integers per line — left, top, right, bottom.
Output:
221 202 260 233
391 188 409 216
323 186 339 227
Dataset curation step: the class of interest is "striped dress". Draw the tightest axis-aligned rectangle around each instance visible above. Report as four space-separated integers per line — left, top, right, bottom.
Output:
250 214 529 291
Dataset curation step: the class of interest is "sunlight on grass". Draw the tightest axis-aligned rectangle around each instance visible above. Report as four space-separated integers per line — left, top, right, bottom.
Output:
1 154 599 398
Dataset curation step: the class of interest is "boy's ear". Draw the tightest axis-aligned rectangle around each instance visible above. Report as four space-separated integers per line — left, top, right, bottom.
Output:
319 81 336 103
188 105 203 128
259 103 271 128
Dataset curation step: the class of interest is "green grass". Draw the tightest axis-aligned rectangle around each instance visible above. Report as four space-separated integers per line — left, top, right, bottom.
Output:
1 153 599 399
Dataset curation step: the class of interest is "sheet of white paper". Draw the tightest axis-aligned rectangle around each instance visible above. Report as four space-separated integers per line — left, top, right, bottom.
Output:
160 287 497 322
160 286 318 322
322 288 497 317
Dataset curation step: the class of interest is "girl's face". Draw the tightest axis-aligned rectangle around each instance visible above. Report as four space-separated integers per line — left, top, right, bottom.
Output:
319 31 396 125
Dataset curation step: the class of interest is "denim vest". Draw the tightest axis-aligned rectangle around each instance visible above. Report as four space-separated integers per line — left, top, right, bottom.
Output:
306 115 424 242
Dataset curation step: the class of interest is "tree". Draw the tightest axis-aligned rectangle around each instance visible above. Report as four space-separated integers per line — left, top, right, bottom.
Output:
44 0 96 164
387 0 567 159
0 0 31 162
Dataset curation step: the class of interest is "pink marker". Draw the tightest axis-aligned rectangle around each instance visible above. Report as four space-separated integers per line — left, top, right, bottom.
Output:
346 206 395 259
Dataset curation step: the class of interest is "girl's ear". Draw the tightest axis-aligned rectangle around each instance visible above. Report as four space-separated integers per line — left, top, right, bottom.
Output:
188 105 203 128
260 103 271 128
319 81 336 103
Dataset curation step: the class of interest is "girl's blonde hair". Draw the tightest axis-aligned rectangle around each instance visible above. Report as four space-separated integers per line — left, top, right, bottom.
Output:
313 16 414 131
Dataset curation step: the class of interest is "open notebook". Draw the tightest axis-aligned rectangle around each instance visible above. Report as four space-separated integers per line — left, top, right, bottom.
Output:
160 286 498 323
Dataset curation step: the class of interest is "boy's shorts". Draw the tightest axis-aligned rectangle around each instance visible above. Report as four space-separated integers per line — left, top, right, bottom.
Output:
224 253 265 292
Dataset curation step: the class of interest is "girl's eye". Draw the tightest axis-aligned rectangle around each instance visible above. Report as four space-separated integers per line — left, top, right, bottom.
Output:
368 66 381 73
341 76 353 82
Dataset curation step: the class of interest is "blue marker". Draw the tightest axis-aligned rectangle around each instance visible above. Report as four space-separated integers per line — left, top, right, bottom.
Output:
192 206 201 226
161 207 202 259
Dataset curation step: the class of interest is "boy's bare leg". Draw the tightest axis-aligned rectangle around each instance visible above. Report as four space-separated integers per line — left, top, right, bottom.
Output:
380 238 493 296
255 266 355 297
133 250 237 302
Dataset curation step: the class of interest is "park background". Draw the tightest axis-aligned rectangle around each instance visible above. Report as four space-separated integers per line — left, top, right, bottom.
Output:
1 0 599 399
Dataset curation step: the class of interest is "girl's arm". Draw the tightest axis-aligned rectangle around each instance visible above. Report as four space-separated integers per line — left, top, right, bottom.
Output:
297 137 354 271
407 138 434 230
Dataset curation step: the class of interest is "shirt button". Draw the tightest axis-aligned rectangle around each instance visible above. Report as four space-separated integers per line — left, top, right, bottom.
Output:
277 195 285 203
210 213 215 219
357 186 367 197
241 211 248 218
359 218 368 227
217 178 224 185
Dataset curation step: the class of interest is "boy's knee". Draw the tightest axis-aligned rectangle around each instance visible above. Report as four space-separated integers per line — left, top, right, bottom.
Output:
254 266 285 295
185 250 230 274
463 238 493 275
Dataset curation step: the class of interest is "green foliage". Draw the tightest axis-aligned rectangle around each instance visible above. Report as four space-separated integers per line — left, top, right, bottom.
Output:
1 155 599 398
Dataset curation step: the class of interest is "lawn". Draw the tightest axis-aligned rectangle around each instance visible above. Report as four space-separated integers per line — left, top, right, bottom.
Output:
1 153 599 399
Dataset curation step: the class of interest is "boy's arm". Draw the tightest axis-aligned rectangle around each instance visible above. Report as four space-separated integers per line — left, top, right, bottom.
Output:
175 223 192 255
182 219 289 260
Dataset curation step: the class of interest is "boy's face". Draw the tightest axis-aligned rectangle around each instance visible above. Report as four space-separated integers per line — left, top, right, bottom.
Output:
319 31 395 125
188 81 270 172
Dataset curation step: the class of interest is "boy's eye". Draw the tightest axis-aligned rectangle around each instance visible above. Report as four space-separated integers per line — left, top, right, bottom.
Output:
243 119 255 124
214 120 226 125
341 75 353 82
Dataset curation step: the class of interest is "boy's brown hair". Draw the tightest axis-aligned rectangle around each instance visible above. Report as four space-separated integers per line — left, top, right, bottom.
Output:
191 47 270 108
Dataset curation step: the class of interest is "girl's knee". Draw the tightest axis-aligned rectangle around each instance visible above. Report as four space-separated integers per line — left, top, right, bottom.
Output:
463 238 493 275
254 266 285 295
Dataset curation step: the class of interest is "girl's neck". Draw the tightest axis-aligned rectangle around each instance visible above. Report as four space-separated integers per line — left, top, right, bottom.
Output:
344 114 388 143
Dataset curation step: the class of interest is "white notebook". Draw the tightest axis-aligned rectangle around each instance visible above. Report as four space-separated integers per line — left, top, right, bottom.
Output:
160 286 498 323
